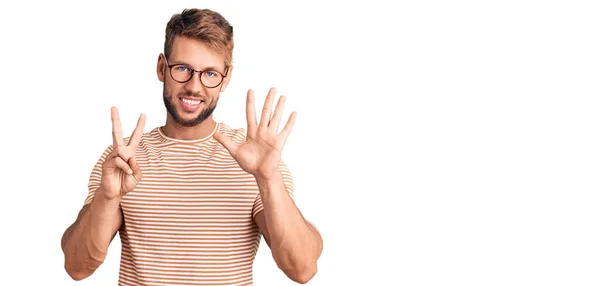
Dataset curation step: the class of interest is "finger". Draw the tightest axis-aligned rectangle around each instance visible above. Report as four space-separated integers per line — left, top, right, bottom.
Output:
106 145 133 162
108 156 133 175
111 106 124 147
127 113 146 148
278 111 297 145
246 90 257 134
213 132 239 157
259 88 277 130
269 95 286 134
128 156 143 183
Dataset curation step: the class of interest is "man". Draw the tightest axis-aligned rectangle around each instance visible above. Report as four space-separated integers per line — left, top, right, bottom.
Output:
61 8 323 285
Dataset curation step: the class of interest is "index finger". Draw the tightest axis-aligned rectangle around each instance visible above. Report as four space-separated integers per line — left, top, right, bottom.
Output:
111 106 124 147
127 113 146 148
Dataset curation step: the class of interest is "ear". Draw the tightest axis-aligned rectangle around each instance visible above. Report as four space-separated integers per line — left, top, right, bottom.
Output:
157 53 166 82
219 65 233 92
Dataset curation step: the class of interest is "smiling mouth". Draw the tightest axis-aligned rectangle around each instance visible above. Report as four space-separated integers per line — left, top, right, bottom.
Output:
180 97 204 106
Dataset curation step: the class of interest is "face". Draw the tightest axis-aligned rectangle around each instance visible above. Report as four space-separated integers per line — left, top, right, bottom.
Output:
157 36 232 127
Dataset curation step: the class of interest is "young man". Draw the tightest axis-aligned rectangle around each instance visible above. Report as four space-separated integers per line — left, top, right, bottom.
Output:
61 8 323 285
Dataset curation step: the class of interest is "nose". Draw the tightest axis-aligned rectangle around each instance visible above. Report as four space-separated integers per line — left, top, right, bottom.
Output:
184 71 204 95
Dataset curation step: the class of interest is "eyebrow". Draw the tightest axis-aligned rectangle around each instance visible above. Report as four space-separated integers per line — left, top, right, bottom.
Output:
169 60 224 73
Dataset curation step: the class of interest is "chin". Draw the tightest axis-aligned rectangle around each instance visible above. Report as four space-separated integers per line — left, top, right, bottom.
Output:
163 91 217 127
172 106 215 127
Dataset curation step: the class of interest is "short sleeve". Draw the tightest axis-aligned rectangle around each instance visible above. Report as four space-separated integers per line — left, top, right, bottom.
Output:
83 145 114 205
252 160 295 218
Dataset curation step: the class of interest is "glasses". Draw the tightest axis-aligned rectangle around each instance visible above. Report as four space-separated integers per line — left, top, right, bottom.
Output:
162 54 228 88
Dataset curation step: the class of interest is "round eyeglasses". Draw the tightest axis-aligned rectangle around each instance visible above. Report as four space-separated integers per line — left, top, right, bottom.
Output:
162 54 228 88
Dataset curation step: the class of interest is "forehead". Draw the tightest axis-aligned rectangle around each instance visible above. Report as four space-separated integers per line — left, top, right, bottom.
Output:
170 36 225 70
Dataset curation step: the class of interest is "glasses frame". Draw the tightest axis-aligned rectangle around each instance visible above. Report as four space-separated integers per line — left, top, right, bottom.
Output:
162 54 228 88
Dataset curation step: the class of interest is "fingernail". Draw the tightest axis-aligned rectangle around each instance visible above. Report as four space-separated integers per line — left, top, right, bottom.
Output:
128 169 133 175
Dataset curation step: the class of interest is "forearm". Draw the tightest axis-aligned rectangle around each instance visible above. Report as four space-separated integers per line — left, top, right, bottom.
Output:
256 176 323 273
62 187 122 280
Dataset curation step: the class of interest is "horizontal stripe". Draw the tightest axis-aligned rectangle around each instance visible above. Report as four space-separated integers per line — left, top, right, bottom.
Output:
84 123 293 285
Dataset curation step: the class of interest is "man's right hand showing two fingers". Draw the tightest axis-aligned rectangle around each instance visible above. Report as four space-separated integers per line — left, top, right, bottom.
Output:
100 106 146 200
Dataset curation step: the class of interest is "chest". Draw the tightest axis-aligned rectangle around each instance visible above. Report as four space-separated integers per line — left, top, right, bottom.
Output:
120 145 260 231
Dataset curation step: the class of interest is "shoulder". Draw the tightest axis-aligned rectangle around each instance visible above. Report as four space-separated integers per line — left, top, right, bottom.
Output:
123 127 160 146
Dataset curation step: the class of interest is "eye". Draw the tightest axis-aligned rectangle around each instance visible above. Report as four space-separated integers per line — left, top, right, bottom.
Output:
176 66 190 72
205 71 217 77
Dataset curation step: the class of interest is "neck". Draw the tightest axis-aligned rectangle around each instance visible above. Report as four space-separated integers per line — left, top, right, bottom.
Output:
162 115 217 140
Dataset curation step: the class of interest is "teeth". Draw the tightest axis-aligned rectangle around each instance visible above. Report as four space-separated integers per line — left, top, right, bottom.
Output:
182 98 201 105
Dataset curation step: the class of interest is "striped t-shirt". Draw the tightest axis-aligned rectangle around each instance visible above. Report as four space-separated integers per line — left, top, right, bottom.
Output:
84 122 294 286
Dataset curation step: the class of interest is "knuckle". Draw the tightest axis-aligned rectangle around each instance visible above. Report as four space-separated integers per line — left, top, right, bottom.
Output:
115 147 130 159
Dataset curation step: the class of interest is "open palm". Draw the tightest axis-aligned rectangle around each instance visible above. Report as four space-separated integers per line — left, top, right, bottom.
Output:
214 88 296 180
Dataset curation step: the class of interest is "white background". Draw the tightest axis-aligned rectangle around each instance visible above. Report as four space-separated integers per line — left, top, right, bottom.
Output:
1 0 599 285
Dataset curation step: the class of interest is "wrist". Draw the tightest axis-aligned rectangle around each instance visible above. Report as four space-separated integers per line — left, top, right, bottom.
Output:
254 173 281 187
254 173 286 197
253 168 281 182
91 187 121 211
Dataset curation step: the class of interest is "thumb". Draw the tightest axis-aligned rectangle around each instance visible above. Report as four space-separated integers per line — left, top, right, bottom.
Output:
214 131 238 157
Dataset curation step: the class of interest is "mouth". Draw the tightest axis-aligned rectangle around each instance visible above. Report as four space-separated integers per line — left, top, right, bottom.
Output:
178 96 205 112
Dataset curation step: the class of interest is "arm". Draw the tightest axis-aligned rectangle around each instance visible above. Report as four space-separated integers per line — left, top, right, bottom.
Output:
253 175 323 283
61 107 146 280
61 193 122 280
214 88 323 284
